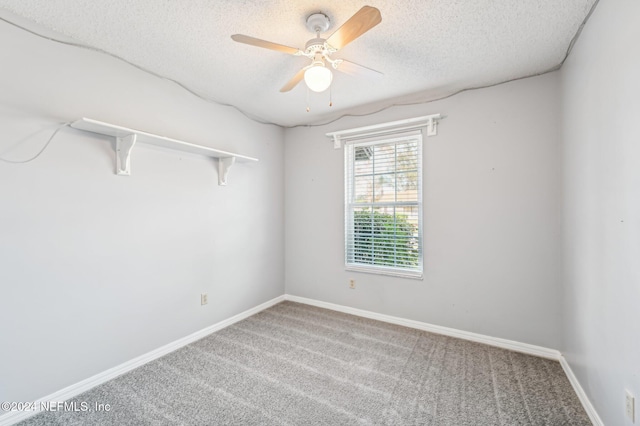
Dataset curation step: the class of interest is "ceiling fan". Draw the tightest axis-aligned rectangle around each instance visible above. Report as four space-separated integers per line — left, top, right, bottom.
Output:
231 6 382 94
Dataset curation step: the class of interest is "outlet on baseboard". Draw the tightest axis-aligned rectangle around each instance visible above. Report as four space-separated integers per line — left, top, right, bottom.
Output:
626 389 635 422
201 293 208 306
349 279 356 289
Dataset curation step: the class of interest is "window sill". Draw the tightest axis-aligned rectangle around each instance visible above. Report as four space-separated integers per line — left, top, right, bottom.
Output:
345 265 423 280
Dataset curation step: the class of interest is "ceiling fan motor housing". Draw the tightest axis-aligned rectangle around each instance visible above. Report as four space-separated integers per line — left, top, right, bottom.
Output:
305 38 327 54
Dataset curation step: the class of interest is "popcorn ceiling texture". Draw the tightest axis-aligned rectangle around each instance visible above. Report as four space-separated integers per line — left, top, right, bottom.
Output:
17 302 591 425
0 1 596 126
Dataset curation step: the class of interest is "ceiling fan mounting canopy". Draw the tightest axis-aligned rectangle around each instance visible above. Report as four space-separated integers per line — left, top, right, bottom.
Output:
306 13 331 34
231 6 383 93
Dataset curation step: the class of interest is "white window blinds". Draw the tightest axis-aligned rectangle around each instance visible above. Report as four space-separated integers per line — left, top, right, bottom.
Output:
345 132 423 278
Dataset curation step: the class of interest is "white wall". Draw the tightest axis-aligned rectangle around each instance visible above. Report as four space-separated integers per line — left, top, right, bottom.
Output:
285 72 563 349
0 19 284 405
561 0 640 424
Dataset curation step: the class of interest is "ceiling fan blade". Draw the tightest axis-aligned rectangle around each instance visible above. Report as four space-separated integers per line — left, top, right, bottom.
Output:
231 34 301 55
280 68 306 92
325 6 382 51
334 60 383 79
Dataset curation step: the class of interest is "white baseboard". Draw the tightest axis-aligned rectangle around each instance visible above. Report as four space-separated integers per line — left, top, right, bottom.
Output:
560 356 603 426
0 295 285 426
284 294 561 360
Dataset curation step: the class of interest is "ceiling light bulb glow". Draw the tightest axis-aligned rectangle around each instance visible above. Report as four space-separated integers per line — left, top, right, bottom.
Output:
304 64 333 92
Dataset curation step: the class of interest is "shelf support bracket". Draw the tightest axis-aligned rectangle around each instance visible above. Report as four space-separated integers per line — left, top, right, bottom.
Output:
425 116 438 136
218 156 236 186
332 135 342 149
116 134 137 176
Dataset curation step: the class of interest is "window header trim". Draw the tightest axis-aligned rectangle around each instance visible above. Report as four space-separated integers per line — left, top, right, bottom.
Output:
326 113 441 149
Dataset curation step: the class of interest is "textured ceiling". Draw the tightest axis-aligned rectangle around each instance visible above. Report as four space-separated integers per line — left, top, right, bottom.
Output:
0 0 596 127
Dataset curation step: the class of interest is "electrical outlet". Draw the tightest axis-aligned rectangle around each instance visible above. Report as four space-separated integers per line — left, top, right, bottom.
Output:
349 279 356 289
626 390 635 422
201 293 208 306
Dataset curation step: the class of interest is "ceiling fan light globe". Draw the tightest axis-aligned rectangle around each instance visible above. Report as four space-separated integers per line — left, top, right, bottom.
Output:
304 65 333 92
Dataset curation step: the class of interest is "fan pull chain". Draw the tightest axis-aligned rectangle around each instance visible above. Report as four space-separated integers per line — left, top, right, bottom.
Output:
329 85 333 107
306 87 310 112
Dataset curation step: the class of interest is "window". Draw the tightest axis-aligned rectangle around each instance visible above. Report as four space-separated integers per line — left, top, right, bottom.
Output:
345 132 423 278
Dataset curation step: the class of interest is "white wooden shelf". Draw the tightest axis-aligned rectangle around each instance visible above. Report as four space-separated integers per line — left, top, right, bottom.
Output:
70 118 258 185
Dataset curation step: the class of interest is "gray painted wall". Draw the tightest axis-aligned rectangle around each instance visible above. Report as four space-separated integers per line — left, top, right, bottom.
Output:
284 72 563 349
561 1 640 424
0 20 285 404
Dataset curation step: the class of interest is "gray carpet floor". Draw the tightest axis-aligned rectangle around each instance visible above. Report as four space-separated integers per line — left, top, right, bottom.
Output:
18 301 591 425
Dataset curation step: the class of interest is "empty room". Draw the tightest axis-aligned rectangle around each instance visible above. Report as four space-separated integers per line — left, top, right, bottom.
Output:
0 1 637 425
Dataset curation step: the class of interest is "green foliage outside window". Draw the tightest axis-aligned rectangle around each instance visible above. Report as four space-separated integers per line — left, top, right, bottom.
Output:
353 210 419 267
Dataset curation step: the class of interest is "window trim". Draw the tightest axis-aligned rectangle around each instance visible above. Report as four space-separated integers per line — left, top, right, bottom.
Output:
326 114 440 149
346 264 424 280
344 132 424 279
327 114 440 280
